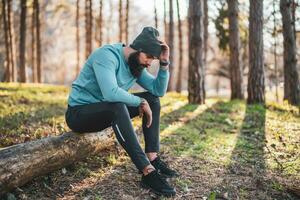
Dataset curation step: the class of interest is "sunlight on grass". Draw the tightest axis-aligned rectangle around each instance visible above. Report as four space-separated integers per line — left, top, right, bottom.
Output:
160 99 246 166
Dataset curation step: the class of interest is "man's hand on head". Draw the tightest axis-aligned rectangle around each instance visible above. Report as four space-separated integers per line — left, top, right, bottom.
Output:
159 41 170 63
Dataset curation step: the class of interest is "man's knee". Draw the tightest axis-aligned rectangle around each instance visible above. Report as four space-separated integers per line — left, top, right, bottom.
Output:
143 92 160 105
111 102 129 115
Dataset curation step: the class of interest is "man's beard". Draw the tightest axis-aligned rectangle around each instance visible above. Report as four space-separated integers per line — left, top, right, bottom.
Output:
128 51 147 78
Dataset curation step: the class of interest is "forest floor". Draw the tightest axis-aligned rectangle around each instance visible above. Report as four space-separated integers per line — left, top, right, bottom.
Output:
1 83 299 200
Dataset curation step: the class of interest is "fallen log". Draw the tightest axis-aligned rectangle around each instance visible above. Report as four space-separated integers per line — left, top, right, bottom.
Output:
0 129 115 195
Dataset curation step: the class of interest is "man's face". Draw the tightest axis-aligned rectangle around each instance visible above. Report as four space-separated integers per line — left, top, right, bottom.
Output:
128 51 157 77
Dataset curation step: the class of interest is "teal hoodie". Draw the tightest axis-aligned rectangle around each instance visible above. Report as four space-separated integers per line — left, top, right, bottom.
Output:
68 43 169 107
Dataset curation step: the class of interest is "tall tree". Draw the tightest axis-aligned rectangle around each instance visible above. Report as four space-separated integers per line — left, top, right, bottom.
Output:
188 0 205 104
227 0 243 99
2 0 11 82
167 0 174 91
7 0 17 82
154 0 158 29
19 0 27 82
247 0 265 104
31 2 37 83
280 0 300 105
119 0 123 42
85 0 93 59
99 0 103 46
34 0 42 83
272 0 279 102
163 0 168 40
75 0 80 77
125 0 129 44
203 0 208 99
175 0 183 92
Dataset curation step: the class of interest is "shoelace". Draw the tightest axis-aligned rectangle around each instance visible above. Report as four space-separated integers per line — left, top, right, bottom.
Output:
152 170 169 185
155 157 169 170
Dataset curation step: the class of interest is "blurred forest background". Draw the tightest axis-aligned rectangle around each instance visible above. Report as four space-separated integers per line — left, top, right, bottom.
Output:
1 1 300 198
1 0 299 104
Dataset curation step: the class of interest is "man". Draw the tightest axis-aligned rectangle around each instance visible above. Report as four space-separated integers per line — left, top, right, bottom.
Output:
65 27 178 197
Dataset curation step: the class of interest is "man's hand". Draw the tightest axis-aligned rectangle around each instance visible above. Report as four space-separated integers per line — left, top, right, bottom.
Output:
159 41 170 62
139 99 152 128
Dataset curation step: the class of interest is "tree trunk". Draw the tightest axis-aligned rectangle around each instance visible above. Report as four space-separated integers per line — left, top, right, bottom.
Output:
163 0 168 41
154 0 158 29
34 0 42 83
280 0 300 105
7 0 17 82
106 1 113 43
188 0 205 104
99 0 103 46
19 0 27 83
119 0 123 42
31 3 37 83
125 0 129 44
175 0 183 93
85 0 92 59
2 0 11 82
167 0 174 91
227 0 243 99
273 0 279 102
203 0 208 99
75 0 80 78
0 130 115 195
247 0 265 104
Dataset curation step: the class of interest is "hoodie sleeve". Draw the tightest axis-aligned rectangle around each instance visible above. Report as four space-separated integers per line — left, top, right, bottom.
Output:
137 68 169 97
92 49 142 107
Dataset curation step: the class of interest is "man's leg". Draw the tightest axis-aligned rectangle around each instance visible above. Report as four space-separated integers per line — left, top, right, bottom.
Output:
66 102 150 171
128 92 179 178
127 92 161 160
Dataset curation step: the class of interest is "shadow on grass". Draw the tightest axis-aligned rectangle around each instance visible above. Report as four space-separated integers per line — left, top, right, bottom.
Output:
228 104 266 175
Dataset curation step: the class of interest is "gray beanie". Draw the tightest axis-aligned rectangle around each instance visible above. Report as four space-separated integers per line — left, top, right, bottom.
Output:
130 27 161 58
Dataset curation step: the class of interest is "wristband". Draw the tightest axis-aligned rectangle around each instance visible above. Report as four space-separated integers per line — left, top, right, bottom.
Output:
159 60 170 66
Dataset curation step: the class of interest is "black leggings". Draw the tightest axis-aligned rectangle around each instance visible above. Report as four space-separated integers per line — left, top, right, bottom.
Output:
65 92 161 171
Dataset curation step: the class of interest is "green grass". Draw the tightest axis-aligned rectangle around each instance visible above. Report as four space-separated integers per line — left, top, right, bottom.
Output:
0 83 69 147
0 83 299 179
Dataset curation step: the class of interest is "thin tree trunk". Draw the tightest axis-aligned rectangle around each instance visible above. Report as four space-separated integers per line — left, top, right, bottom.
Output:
280 0 300 105
119 0 123 42
31 3 36 83
163 0 168 40
125 0 129 44
227 0 243 99
2 0 11 82
247 0 265 104
273 0 279 102
7 0 17 82
85 0 92 59
75 0 80 77
188 0 205 104
154 0 158 29
34 0 42 83
203 0 208 99
106 0 113 43
175 0 183 92
167 0 174 91
99 0 103 46
19 0 27 82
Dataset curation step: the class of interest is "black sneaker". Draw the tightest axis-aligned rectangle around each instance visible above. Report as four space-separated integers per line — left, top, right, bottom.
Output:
141 170 176 197
151 156 179 178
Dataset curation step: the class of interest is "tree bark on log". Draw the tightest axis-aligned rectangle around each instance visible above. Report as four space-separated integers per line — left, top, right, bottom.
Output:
0 129 115 195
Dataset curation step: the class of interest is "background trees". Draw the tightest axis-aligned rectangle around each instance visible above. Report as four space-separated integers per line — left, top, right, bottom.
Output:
0 0 299 106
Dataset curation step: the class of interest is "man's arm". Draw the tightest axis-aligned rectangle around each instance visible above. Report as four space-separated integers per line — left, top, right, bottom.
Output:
92 50 142 107
137 41 170 97
137 68 169 97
